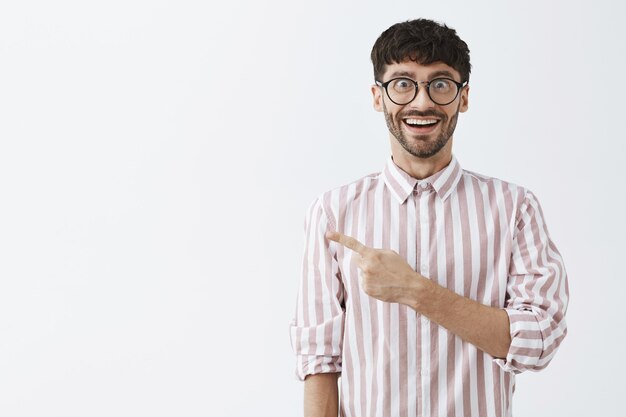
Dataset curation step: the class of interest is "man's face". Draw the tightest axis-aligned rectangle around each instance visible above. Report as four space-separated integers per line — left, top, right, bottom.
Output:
371 60 469 159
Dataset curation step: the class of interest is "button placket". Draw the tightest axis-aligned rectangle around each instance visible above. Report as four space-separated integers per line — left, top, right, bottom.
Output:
414 183 431 276
412 184 422 274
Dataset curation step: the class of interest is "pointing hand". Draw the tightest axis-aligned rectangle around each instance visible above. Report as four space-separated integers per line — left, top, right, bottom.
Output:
325 231 426 306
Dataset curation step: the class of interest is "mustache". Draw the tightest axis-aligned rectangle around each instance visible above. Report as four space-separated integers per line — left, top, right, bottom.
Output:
399 110 447 120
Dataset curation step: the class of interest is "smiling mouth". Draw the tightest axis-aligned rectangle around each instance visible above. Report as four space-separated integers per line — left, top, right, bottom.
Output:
402 118 440 132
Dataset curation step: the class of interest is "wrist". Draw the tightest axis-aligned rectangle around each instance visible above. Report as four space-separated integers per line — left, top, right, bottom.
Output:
403 273 433 311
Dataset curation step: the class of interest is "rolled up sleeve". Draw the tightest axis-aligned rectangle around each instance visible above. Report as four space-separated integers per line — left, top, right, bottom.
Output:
495 190 569 374
290 196 345 381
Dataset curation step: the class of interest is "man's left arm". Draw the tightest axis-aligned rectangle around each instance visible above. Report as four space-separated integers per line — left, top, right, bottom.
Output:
326 230 512 358
326 190 568 365
404 277 513 359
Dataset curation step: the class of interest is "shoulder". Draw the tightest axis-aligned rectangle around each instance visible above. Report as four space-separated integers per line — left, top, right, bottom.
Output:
306 170 383 226
324 170 382 197
458 168 538 216
462 167 528 195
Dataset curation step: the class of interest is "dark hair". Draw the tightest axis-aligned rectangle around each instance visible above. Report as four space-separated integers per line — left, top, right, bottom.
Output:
371 19 471 83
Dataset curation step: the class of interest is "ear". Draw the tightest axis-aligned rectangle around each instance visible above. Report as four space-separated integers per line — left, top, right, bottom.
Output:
371 84 384 112
459 84 470 113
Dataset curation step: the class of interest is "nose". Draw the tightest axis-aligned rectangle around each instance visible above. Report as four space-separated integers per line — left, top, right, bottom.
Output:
409 82 435 109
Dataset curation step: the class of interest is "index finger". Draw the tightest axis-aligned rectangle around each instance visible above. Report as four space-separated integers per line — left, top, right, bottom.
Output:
326 231 370 255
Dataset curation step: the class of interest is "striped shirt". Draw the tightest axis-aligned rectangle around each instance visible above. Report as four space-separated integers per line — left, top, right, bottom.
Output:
290 155 568 417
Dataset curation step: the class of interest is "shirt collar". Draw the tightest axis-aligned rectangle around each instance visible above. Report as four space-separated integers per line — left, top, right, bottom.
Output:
381 155 464 204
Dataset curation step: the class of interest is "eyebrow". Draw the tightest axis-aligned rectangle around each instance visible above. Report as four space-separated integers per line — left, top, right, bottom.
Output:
428 70 457 79
387 69 459 81
388 70 416 78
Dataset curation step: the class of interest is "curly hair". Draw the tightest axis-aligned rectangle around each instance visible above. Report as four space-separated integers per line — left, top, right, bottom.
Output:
371 19 471 83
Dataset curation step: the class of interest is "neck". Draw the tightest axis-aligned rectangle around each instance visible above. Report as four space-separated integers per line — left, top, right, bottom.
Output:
390 137 454 179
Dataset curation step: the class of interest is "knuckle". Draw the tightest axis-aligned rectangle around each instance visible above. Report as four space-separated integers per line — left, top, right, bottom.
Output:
361 262 374 273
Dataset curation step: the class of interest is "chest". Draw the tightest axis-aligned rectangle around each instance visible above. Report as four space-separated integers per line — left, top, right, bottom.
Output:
335 189 516 305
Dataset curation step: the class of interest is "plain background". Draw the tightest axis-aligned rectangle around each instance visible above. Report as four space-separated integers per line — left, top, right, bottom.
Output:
1 0 624 416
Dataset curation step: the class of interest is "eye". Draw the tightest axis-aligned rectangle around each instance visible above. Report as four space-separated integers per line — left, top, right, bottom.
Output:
430 78 451 92
391 78 414 92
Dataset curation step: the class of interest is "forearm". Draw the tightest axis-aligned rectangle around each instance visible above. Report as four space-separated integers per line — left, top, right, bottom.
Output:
304 373 339 417
403 276 511 359
325 231 512 359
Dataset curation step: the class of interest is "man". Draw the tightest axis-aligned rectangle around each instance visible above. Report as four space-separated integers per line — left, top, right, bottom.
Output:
290 18 568 417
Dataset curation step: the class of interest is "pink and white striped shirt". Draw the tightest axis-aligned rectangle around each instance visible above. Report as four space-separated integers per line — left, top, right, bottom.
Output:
290 155 568 417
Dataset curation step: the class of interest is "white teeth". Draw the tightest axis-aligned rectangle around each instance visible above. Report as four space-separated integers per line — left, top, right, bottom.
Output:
405 119 438 126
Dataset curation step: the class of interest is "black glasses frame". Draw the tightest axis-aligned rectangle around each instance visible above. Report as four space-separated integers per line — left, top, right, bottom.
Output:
375 77 468 106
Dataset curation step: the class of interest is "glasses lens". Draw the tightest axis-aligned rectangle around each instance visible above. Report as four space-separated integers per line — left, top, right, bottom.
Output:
387 78 416 105
428 78 458 105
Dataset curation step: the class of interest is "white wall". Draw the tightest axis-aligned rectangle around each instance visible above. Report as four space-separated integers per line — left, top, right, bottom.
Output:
0 0 623 416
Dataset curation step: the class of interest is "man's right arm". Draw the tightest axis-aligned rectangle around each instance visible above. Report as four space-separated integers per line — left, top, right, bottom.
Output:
304 373 339 417
291 197 345 415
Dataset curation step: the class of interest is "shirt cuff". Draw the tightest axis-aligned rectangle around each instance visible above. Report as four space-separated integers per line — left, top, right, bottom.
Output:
290 317 344 381
294 355 342 381
493 308 544 373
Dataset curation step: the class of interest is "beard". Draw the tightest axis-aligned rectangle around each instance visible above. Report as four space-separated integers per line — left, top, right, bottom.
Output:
383 103 460 159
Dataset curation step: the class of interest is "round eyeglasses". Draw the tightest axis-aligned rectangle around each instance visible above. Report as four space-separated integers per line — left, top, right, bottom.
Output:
375 77 468 106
